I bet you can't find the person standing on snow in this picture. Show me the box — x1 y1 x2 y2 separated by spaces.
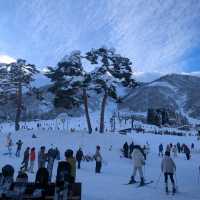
38 146 47 169
6 133 13 156
184 145 191 160
172 145 178 157
47 145 57 182
161 151 176 194
15 140 23 157
76 148 84 169
129 145 145 186
21 147 30 172
94 145 102 173
123 142 129 158
177 142 181 153
29 147 35 173
158 143 164 157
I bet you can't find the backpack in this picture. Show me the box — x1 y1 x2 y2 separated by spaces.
56 161 71 189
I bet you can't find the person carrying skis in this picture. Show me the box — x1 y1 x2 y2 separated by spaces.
94 145 102 174
15 140 23 157
29 147 35 173
159 143 164 157
38 146 46 169
161 151 176 194
129 145 145 186
21 147 30 172
76 148 84 169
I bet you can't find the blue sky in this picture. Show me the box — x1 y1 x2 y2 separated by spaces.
0 0 200 82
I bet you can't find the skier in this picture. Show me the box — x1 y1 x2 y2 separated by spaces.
15 140 23 157
123 142 129 158
29 147 35 173
21 147 30 172
47 145 57 182
161 151 176 194
76 148 84 169
94 145 102 174
158 143 164 157
65 149 76 182
38 146 46 169
129 145 145 186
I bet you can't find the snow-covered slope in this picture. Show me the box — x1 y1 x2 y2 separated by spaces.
120 74 200 121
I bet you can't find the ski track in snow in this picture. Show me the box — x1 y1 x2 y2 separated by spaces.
0 120 199 200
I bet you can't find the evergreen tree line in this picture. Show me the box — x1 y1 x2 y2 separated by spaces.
0 47 136 133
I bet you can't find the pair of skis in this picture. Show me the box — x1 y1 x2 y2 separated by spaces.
124 180 154 188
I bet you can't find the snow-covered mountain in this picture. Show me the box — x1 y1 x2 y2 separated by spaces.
0 73 200 124
120 74 200 121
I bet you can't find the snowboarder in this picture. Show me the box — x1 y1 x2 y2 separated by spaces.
76 148 84 169
94 145 102 174
123 142 129 158
161 151 176 194
15 140 23 157
159 143 164 157
65 149 76 182
38 146 46 169
129 145 145 186
29 147 35 173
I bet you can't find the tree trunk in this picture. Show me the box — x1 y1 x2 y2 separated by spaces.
99 89 108 133
83 89 92 134
15 82 22 131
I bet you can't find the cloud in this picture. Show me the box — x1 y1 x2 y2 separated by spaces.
0 55 16 64
0 0 199 75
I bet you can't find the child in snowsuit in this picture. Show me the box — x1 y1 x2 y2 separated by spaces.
161 151 176 194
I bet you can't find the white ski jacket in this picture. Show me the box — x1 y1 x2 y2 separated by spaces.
132 148 145 168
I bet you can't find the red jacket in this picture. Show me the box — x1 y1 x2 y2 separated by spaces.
30 150 36 161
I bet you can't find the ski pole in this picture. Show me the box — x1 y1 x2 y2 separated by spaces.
175 172 179 192
154 172 162 189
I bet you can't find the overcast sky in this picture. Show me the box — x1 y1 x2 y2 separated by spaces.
0 0 200 82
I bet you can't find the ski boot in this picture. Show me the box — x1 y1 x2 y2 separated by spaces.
129 176 137 184
172 187 176 195
139 177 145 186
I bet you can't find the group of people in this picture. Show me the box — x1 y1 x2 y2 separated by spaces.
158 142 193 160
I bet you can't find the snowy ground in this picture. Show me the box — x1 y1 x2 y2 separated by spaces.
0 120 200 200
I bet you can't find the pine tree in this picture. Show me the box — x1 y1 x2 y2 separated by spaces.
0 59 39 130
46 51 93 133
86 47 136 133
